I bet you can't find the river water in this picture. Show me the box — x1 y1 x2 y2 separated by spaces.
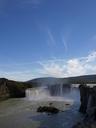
0 86 83 128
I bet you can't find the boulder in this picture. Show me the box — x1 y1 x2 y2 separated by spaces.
37 106 60 114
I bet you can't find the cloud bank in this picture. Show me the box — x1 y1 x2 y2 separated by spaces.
0 51 96 81
38 51 96 78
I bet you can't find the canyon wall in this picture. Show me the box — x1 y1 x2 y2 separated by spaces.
0 78 33 100
73 84 96 128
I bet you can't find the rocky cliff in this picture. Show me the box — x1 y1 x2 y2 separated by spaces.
0 78 33 100
73 85 96 128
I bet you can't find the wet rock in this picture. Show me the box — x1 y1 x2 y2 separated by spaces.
37 106 60 114
65 103 70 106
90 86 96 107
79 84 90 114
73 85 96 128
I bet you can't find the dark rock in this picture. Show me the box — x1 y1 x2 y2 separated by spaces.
37 106 60 114
90 86 96 107
73 85 96 128
79 84 90 114
65 103 70 106
0 78 33 100
48 84 71 96
72 120 96 128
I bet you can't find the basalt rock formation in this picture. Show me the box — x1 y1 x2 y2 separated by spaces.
0 78 33 100
72 85 96 128
79 84 90 114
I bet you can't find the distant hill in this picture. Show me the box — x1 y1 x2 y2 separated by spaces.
27 77 68 86
28 74 96 85
68 75 96 84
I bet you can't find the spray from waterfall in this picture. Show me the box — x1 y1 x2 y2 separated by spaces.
26 84 80 102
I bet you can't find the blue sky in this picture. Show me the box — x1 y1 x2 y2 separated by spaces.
0 0 96 81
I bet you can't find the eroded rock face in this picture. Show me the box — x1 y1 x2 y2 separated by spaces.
90 87 96 107
73 85 96 128
0 79 10 100
0 78 33 100
79 84 90 114
79 85 96 114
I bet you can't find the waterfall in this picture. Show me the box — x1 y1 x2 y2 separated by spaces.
26 84 68 101
25 84 76 102
60 84 63 96
26 86 50 101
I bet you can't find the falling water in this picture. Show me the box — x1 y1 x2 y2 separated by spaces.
26 87 50 101
60 84 63 96
25 84 79 103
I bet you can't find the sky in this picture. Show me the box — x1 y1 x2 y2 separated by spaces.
0 0 96 81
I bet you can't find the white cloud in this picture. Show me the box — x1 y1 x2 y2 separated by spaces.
1 51 96 81
61 29 71 52
66 59 86 76
0 71 35 81
47 28 56 46
39 62 65 77
38 51 96 78
38 58 86 77
62 37 68 51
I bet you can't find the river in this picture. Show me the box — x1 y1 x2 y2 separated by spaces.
0 86 83 128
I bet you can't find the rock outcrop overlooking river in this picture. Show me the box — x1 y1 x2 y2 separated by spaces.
0 78 33 100
73 85 96 128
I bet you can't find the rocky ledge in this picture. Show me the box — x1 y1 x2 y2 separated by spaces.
73 84 96 128
0 78 33 100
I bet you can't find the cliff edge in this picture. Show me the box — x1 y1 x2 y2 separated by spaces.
0 78 33 100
